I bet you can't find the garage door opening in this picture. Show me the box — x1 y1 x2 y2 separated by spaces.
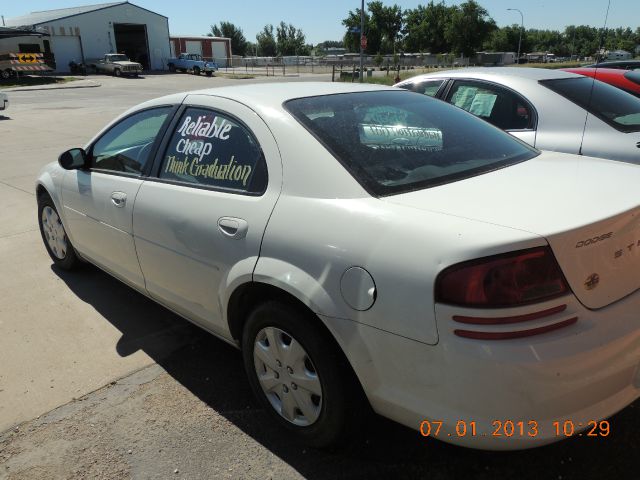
113 23 149 69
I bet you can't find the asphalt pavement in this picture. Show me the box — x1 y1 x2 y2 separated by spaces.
0 72 638 479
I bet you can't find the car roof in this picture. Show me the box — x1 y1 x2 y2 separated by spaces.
399 67 580 84
148 82 395 111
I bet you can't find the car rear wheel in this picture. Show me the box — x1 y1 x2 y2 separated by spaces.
242 301 363 448
37 192 80 270
193 66 201 76
168 63 176 72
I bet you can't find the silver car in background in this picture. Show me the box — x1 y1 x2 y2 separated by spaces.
395 67 640 164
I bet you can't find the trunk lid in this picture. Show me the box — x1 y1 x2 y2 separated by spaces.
384 151 640 309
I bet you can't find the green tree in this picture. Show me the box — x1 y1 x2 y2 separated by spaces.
256 24 277 57
403 2 454 53
209 21 248 56
276 22 310 56
484 24 524 53
445 0 496 57
342 1 403 55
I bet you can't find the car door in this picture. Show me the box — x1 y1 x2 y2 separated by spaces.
61 106 174 289
133 96 282 335
444 79 537 146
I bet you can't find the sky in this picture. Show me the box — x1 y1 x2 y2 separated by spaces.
1 1 638 45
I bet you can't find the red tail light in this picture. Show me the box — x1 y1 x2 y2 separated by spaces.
435 246 569 308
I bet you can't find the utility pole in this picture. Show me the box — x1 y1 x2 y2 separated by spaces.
507 8 524 64
359 0 364 82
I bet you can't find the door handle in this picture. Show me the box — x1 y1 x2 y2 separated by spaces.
218 217 248 239
111 191 127 208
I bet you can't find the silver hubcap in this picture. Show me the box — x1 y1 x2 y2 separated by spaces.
253 327 322 426
41 206 67 260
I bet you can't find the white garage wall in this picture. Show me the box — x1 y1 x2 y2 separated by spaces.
38 3 170 71
50 36 83 72
184 40 202 56
212 42 228 66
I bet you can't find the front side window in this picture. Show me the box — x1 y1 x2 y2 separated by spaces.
446 80 534 130
400 79 444 97
159 108 266 193
541 77 640 132
91 107 171 174
286 90 538 196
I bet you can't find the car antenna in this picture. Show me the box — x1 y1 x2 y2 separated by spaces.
579 0 611 155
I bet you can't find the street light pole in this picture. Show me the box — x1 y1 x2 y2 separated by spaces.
507 8 523 64
359 0 364 82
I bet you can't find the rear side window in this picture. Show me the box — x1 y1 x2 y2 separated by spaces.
446 80 534 130
541 77 640 132
285 90 538 196
159 108 267 193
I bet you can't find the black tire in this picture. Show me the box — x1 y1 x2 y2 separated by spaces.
114 68 122 77
242 301 364 448
193 66 201 76
37 191 80 270
205 71 212 77
168 63 176 72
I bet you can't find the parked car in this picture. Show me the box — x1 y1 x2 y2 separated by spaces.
168 53 218 76
0 92 7 112
395 67 640 164
36 83 640 450
583 60 640 70
562 67 640 98
88 54 142 77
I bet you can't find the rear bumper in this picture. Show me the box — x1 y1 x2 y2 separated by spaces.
0 98 7 111
321 291 640 450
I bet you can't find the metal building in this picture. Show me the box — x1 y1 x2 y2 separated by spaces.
169 36 232 67
4 1 170 72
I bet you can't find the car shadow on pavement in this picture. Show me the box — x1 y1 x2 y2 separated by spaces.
53 263 639 479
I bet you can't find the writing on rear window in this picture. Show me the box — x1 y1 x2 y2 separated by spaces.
360 124 443 151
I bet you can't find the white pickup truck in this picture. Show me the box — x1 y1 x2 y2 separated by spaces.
89 54 143 77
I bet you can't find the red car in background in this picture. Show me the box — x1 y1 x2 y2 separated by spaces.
563 67 640 98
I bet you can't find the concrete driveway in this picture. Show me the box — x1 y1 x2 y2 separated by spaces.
0 72 638 479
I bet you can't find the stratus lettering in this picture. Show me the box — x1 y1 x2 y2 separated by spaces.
164 155 252 187
177 115 232 140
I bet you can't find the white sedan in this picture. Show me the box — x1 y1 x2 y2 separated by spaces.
36 83 640 450
395 67 640 164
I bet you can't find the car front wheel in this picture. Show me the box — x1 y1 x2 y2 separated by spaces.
242 301 363 448
37 192 80 270
114 68 121 77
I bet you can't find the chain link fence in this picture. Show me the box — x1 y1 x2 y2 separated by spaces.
200 54 469 78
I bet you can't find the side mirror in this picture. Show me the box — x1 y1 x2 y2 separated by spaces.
58 148 87 170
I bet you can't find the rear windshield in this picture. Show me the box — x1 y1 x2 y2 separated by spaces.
541 77 640 132
624 70 640 87
285 91 538 196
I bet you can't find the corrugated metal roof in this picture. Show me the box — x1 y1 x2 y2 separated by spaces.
4 2 152 27
0 26 50 38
